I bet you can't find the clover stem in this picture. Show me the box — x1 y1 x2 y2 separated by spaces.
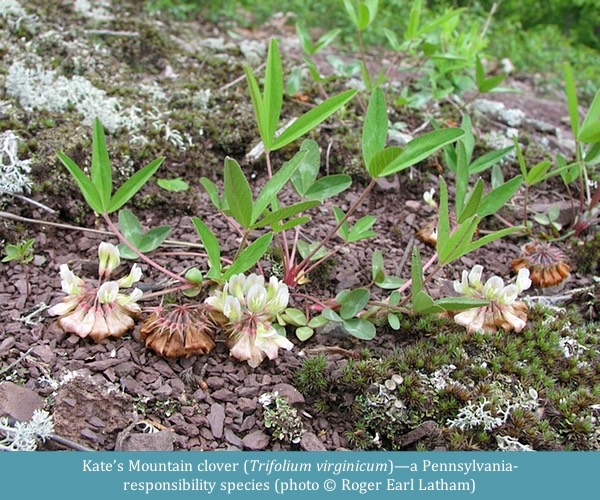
103 214 188 284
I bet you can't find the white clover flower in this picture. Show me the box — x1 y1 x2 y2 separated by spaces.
452 266 530 334
49 243 142 341
205 273 292 367
98 242 120 278
423 188 437 208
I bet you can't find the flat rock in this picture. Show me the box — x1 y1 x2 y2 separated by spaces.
242 430 270 450
0 381 44 421
115 431 174 451
207 403 225 439
211 388 236 402
272 383 305 405
300 432 327 451
224 428 243 448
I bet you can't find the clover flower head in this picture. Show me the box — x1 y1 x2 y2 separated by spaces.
48 242 142 341
511 241 570 288
452 265 531 334
205 273 292 367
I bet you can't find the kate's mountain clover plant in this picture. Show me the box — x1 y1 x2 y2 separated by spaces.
53 36 536 364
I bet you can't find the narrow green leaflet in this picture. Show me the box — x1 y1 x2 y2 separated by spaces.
91 118 112 210
290 140 320 197
581 89 600 132
371 249 385 283
367 147 402 178
272 216 311 233
117 209 170 259
108 157 164 213
224 157 253 229
252 149 307 222
438 215 480 265
200 177 221 209
253 200 320 228
433 297 489 311
563 62 579 137
362 88 388 167
56 151 103 213
378 128 464 177
157 178 189 192
466 226 521 254
192 217 222 279
347 215 376 242
223 233 273 280
405 0 422 40
458 178 484 224
244 65 267 146
304 175 352 201
436 176 450 249
477 175 522 218
296 240 329 261
578 122 600 144
525 160 552 186
272 89 357 150
264 38 283 149
139 226 171 253
314 29 341 53
454 141 468 218
295 23 314 54
118 209 143 244
413 291 444 314
469 146 514 174
411 246 423 296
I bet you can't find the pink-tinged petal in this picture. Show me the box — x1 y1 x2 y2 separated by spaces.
89 308 111 341
60 306 94 338
454 307 486 333
48 296 79 317
103 305 134 337
229 332 255 362
501 306 527 332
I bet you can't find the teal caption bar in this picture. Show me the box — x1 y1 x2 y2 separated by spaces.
1 451 598 499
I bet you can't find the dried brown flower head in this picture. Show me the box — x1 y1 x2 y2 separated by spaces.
140 304 217 358
511 241 570 288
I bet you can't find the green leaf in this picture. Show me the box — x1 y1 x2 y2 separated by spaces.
322 308 343 322
252 150 306 223
200 177 221 210
308 315 328 328
56 150 104 213
314 28 341 53
290 140 321 197
466 226 521 254
578 122 600 144
460 114 475 165
295 23 314 54
338 288 370 320
343 0 359 27
282 308 307 326
436 176 450 249
491 164 504 189
264 38 283 150
157 177 189 192
477 175 522 219
411 246 423 297
296 240 329 261
244 65 267 145
379 128 464 177
367 147 402 178
563 62 579 138
371 249 385 283
192 217 221 278
525 160 552 186
455 141 468 218
348 215 376 242
433 297 489 312
108 157 164 213
139 226 171 253
581 88 600 132
296 326 314 341
253 200 320 228
383 28 402 51
413 291 443 313
342 318 376 339
439 215 480 264
388 290 401 306
333 206 349 240
514 136 528 178
304 174 352 201
362 87 388 168
387 313 400 330
91 118 112 210
118 209 143 245
375 276 405 289
272 216 311 233
223 233 273 279
406 0 421 40
184 267 203 284
479 75 505 94
224 157 253 228
272 89 357 150
475 56 485 88
469 146 514 175
458 178 484 224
